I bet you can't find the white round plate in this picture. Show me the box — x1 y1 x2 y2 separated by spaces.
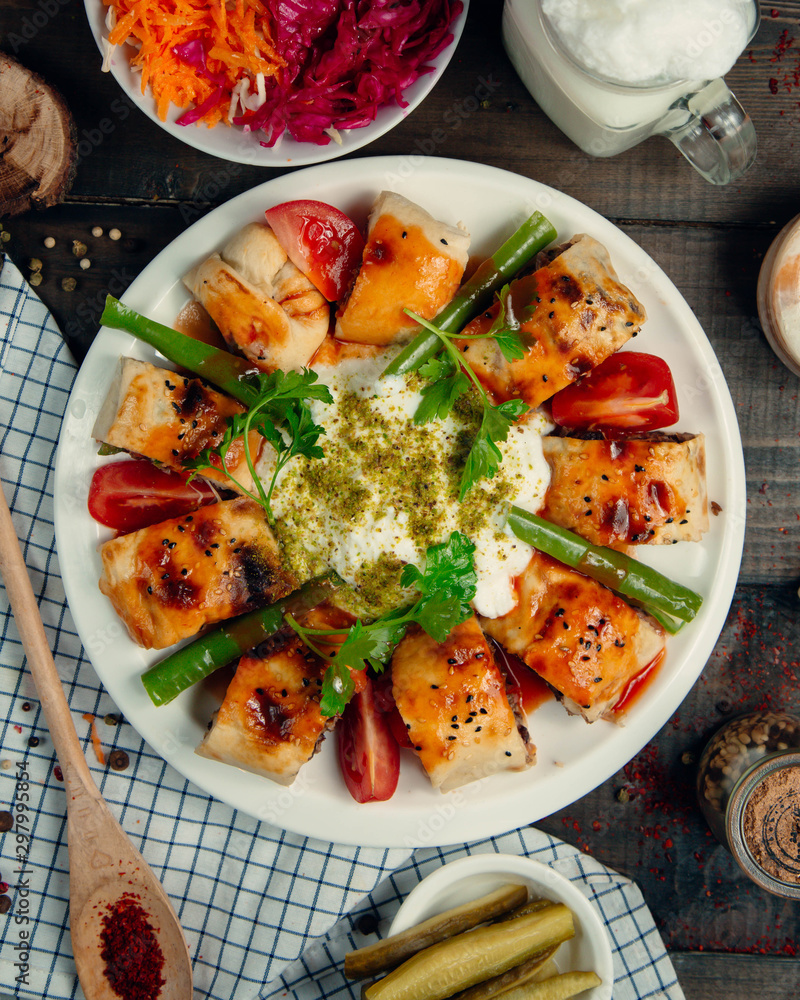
389 854 613 1000
82 1 469 166
54 156 746 847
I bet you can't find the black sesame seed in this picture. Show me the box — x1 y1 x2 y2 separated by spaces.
281 689 287 698
601 474 609 481
205 550 212 557
594 677 602 683
415 745 422 751
466 694 473 702
586 298 593 305
550 297 556 304
479 707 488 714
634 464 645 472
186 515 193 522
147 586 153 594
431 684 439 690
28 736 39 747
448 735 457 741
555 608 565 617
505 751 512 757
451 715 458 722
549 311 555 319
192 420 198 429
666 517 674 523
447 658 456 665
563 622 569 629
625 321 634 327
475 652 484 660
584 496 591 503
581 655 590 661
171 402 181 414
161 573 170 580
181 568 188 576
680 519 688 524
475 726 482 732
644 515 651 522
168 541 176 549
585 509 592 516
451 724 459 729
172 449 179 456
402 231 407 238
440 238 448 245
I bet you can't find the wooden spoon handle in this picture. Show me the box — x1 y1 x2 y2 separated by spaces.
0 476 94 790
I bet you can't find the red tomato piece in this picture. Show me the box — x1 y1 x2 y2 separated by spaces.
337 674 401 803
265 199 365 302
88 460 218 533
550 352 679 433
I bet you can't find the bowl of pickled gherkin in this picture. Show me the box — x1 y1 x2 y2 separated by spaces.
344 853 613 1000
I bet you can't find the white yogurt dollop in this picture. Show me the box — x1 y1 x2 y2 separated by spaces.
259 354 551 620
542 0 754 86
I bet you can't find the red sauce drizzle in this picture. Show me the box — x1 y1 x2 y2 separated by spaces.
493 642 553 714
100 893 165 1000
613 647 667 715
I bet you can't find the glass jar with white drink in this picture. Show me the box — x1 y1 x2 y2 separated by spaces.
503 0 760 185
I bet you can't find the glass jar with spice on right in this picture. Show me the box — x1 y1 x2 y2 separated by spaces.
697 710 800 898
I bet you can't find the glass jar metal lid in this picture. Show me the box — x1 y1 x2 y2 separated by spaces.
726 752 800 899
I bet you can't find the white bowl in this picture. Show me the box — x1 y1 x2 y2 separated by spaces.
82 0 470 167
389 853 614 1000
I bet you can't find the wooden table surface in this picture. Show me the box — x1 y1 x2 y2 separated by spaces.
3 1 800 997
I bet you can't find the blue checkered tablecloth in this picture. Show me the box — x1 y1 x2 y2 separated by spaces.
0 254 684 1000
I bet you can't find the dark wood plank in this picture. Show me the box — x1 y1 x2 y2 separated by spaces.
3 0 800 222
672 953 800 999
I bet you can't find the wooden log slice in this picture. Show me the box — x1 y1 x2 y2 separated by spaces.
0 52 77 218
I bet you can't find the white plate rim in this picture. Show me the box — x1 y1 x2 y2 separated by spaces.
388 853 614 1000
81 0 470 167
54 155 746 847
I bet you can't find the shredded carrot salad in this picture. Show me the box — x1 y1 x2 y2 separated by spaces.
102 0 284 127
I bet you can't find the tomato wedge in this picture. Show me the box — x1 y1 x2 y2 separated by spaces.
337 674 401 803
550 352 679 433
265 199 365 302
88 460 218 533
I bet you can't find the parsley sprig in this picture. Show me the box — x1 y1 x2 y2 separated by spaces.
286 532 477 716
184 369 333 524
404 298 530 499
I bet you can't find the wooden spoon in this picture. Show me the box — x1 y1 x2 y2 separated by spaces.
0 478 193 999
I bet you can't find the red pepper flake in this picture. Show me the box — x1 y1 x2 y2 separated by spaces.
772 8 781 17
770 78 780 94
53 765 63 782
100 892 165 1000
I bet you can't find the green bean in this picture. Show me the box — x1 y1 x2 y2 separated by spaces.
381 211 557 377
506 508 703 624
101 295 261 407
141 575 337 706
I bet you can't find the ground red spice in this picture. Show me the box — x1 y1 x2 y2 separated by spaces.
100 893 165 1000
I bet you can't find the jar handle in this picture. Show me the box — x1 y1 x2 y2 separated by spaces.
658 78 757 186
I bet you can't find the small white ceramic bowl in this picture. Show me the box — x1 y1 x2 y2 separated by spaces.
389 853 613 1000
82 0 470 167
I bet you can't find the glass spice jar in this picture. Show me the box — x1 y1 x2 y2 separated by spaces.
697 711 800 898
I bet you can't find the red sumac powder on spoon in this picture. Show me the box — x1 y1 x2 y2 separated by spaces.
100 892 166 1000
